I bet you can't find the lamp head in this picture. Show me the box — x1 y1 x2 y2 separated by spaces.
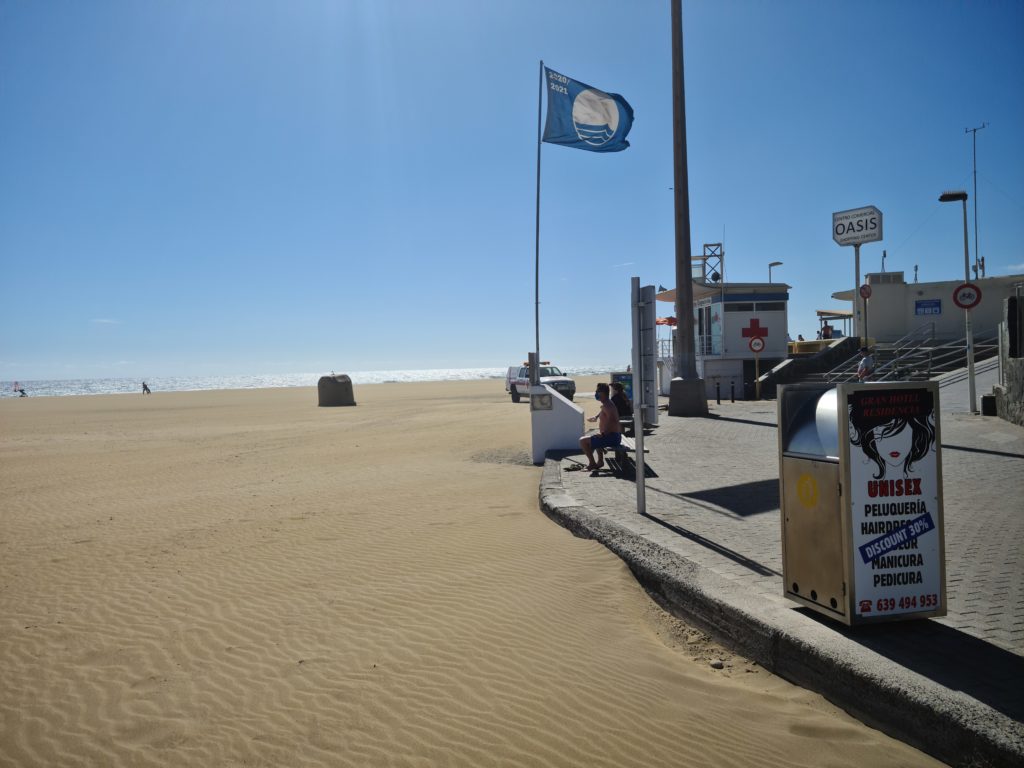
939 190 968 203
769 261 783 267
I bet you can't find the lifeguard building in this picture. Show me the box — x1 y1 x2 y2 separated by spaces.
656 244 791 400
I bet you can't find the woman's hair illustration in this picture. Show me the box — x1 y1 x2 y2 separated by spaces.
848 390 936 479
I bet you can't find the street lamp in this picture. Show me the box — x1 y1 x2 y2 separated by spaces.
768 261 783 283
938 190 977 413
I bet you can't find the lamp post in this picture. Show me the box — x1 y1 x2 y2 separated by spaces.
966 123 987 278
768 261 783 283
938 190 977 413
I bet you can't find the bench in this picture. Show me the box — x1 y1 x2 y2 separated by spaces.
608 435 647 463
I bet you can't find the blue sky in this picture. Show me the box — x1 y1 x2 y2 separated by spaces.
2 0 1022 380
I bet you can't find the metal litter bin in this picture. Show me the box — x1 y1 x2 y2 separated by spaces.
778 381 945 625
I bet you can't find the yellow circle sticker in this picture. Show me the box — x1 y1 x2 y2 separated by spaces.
796 473 819 509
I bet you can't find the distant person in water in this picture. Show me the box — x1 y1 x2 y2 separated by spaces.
18 388 27 397
142 382 151 395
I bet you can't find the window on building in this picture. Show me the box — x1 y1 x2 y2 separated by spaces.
755 302 786 311
724 303 754 312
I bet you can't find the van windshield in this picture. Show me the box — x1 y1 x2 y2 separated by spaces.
538 367 563 377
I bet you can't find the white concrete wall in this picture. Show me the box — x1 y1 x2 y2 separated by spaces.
721 309 788 356
530 385 585 465
865 275 1022 342
700 359 744 399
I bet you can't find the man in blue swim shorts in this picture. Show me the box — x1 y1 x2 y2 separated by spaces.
580 382 622 470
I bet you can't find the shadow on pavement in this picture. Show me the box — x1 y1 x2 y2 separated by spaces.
646 479 779 518
701 414 778 429
797 608 1024 722
941 443 1024 460
641 512 781 577
669 478 779 517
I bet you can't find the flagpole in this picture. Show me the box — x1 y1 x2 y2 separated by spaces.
534 60 544 370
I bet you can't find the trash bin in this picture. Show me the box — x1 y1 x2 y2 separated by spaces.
778 381 946 625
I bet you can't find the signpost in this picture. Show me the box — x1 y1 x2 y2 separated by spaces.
859 284 872 346
952 282 982 310
952 281 981 414
833 205 883 345
749 336 765 399
630 278 658 514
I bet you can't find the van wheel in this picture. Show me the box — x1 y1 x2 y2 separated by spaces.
510 387 521 403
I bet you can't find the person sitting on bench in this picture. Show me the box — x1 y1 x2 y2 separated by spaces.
580 382 622 470
610 381 632 420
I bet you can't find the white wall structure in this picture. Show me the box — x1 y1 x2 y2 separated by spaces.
530 385 585 465
833 272 1024 343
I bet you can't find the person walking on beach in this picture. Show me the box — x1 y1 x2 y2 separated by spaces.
580 382 622 471
142 381 151 395
856 347 875 381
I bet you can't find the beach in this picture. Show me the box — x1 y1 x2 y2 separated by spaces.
0 377 942 767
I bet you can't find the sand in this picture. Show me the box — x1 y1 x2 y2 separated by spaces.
0 377 943 767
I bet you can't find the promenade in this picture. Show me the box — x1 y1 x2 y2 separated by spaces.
540 376 1023 768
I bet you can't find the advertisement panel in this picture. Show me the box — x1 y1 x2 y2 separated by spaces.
841 383 946 620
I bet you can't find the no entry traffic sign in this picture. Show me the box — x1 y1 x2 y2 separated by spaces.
859 284 872 300
749 336 765 354
952 283 982 310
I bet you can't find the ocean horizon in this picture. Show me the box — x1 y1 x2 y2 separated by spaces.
3 365 621 398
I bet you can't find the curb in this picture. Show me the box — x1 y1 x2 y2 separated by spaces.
540 458 1024 768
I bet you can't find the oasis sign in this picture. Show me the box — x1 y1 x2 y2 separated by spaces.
833 205 883 247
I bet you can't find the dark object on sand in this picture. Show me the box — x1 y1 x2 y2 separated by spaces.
318 375 356 407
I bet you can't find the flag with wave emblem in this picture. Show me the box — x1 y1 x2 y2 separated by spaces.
542 67 634 153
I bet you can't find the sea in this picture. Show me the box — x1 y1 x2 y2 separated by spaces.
3 366 618 399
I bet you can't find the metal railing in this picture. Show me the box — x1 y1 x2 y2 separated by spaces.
817 323 999 384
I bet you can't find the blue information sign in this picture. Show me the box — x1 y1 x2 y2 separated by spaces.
915 299 942 316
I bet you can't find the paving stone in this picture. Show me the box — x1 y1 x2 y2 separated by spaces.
542 389 1024 766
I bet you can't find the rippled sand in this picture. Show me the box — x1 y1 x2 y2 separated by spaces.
0 379 942 767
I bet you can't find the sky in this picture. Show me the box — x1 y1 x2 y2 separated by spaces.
2 0 1023 380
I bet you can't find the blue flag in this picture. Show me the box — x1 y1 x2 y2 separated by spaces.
542 67 634 153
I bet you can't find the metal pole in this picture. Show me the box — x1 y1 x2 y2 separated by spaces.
671 0 697 379
534 61 544 369
961 199 977 413
754 353 761 400
967 123 987 278
631 277 646 514
854 243 862 345
864 296 869 350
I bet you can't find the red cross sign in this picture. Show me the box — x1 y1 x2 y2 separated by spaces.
741 318 769 339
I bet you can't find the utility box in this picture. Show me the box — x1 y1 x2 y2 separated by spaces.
778 381 945 625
